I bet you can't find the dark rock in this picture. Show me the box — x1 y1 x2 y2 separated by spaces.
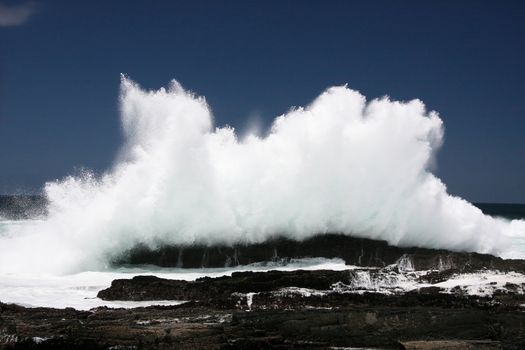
4 262 525 349
114 233 525 273
2 300 524 349
97 268 525 314
400 340 502 349
97 269 354 302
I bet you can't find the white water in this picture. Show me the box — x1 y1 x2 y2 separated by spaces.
2 247 522 310
0 77 524 275
0 257 349 310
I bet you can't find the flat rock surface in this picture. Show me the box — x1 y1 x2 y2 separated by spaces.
1 297 524 349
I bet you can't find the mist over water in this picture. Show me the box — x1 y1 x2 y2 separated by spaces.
0 76 524 274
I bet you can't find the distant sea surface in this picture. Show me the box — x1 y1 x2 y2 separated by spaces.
474 203 525 220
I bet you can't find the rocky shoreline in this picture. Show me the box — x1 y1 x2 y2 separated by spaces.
116 233 525 272
1 234 525 349
1 282 524 349
1 297 521 349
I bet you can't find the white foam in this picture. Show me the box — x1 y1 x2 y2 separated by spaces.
246 292 256 310
434 270 525 297
0 77 523 274
0 258 348 310
333 270 525 297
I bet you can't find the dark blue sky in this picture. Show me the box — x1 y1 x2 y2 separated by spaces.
0 0 524 202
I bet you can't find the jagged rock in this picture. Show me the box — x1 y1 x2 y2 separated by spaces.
1 300 523 349
97 270 354 302
96 268 525 311
115 234 525 273
4 253 525 349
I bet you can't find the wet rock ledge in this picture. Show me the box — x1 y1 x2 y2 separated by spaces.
2 274 525 350
117 233 525 272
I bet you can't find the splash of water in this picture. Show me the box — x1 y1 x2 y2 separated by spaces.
0 76 523 273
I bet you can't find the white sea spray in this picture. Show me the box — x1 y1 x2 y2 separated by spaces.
0 77 523 274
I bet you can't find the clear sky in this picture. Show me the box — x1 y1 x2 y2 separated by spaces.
0 0 524 203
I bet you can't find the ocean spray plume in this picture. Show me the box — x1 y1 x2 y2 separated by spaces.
0 76 523 273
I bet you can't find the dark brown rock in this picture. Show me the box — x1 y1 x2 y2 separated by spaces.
115 234 525 273
2 300 524 349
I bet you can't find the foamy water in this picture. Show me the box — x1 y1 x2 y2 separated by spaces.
0 250 349 310
0 77 524 275
1 219 524 310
